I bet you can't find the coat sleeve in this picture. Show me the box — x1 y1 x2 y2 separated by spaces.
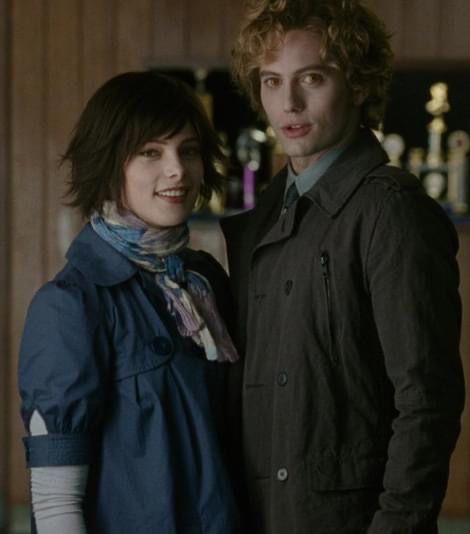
365 185 465 533
19 278 110 467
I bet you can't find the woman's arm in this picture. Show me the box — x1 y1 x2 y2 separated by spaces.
29 411 88 534
19 279 108 534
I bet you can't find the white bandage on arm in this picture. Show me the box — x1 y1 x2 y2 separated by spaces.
29 410 89 534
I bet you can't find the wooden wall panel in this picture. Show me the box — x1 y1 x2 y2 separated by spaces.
367 0 470 65
82 0 116 100
45 0 82 280
401 0 441 61
117 0 153 72
188 0 223 64
221 0 243 61
440 0 470 61
0 0 10 527
367 0 405 60
153 0 188 65
9 0 46 504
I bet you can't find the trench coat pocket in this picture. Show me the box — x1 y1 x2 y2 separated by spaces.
113 336 174 381
309 449 385 491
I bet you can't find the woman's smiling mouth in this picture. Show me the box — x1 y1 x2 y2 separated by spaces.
154 187 188 203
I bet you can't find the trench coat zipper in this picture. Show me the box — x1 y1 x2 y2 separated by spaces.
320 252 338 365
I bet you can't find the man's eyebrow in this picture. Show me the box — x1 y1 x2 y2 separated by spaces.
259 64 332 77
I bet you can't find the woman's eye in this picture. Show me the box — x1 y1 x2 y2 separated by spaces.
181 146 201 158
139 149 161 158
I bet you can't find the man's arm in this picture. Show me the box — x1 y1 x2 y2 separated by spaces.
366 185 465 533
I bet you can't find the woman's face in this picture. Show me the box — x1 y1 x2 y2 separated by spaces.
122 123 203 229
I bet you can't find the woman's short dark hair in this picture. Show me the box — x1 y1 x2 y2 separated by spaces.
62 71 225 218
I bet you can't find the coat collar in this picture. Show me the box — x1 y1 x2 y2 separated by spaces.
222 127 388 242
304 128 388 216
220 166 287 249
66 223 138 286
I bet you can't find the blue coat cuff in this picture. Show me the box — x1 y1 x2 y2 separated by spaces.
23 434 91 467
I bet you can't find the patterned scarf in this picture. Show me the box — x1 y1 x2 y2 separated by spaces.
90 202 238 363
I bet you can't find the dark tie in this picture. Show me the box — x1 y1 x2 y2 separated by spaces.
282 182 300 212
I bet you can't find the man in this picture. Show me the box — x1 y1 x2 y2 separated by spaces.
221 1 465 533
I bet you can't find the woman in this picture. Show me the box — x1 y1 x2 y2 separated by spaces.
18 71 241 534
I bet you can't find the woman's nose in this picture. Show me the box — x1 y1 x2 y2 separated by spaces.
164 154 184 179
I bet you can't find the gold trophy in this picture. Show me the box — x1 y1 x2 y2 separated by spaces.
447 130 470 214
407 147 426 178
420 82 450 200
194 67 213 124
382 133 405 168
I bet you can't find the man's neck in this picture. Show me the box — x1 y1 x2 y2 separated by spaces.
289 129 359 176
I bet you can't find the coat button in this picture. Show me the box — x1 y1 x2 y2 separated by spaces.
284 280 293 295
277 372 288 386
277 467 288 481
151 336 172 355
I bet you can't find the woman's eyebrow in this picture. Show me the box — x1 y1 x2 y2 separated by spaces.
142 136 200 146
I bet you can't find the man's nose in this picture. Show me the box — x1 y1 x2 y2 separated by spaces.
283 82 304 113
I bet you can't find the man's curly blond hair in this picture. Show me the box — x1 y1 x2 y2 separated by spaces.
232 0 394 129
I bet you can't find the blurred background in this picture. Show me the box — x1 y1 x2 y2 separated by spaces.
0 0 470 532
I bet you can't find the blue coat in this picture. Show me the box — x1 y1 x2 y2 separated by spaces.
19 224 241 534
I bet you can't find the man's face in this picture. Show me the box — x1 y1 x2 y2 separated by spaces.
259 29 365 174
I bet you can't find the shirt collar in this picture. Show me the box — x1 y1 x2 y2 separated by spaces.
285 130 356 197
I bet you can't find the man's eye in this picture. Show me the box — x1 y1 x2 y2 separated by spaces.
262 77 280 88
303 73 323 85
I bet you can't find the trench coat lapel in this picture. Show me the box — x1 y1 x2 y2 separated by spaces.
305 128 389 216
220 168 287 351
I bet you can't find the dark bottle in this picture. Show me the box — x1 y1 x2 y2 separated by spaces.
236 127 273 210
224 145 245 212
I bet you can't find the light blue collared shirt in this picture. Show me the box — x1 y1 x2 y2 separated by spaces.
284 134 356 200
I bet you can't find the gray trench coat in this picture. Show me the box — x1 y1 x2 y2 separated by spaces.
221 128 465 534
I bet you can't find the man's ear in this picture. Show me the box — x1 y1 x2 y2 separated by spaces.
353 86 368 106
